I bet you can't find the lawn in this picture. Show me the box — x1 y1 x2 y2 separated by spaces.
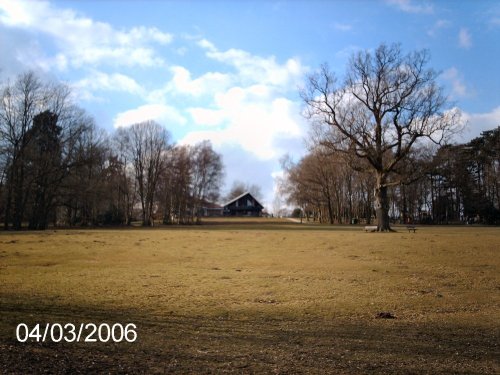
1 219 499 373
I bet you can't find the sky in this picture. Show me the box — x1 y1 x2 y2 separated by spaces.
1 0 500 211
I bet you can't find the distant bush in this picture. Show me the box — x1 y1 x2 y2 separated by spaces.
291 208 302 218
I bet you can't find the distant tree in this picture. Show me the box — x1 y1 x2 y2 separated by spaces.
0 71 94 229
63 122 112 226
226 181 263 202
0 72 48 229
280 148 372 224
302 43 461 231
25 111 62 229
116 121 170 226
157 142 224 224
158 145 192 224
110 130 136 225
190 140 224 222
291 208 302 218
428 127 500 224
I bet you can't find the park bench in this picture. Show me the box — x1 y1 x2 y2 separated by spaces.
364 225 377 232
406 225 417 233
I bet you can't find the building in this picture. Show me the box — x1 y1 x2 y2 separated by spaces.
223 192 264 217
200 201 223 217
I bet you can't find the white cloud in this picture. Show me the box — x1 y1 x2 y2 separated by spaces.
76 71 145 96
461 107 500 140
54 53 69 71
427 19 451 36
188 108 226 126
197 38 216 52
200 39 305 88
145 66 233 104
114 104 186 128
385 0 433 14
167 66 232 97
334 23 352 32
0 0 172 68
442 67 468 97
458 28 472 49
180 86 305 160
175 40 308 160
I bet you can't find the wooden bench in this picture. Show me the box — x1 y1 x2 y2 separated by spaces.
364 225 377 232
406 225 417 233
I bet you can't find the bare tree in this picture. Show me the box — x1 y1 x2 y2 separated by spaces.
302 44 461 231
226 181 263 202
157 142 224 224
158 145 192 224
62 121 112 226
0 72 46 229
190 141 224 222
116 121 170 226
0 71 92 229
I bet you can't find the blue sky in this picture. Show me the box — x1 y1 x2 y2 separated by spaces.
1 0 500 211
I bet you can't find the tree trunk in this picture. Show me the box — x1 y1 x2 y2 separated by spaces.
325 192 334 224
374 172 391 231
4 172 13 230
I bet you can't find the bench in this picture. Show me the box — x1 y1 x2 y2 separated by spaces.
406 225 417 233
364 225 377 232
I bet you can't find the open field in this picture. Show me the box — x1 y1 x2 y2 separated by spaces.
1 219 499 373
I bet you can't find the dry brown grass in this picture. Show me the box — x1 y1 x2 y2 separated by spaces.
1 220 499 373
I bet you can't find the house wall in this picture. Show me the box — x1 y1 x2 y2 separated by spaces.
223 194 263 216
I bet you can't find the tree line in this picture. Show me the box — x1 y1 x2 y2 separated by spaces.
0 71 224 230
280 126 499 225
281 43 499 227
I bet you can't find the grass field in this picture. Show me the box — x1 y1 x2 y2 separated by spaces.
1 219 499 373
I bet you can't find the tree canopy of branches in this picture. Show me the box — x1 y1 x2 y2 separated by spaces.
302 43 461 231
279 150 374 224
281 127 499 226
115 121 170 227
190 140 225 222
0 71 225 230
158 141 224 224
0 71 94 229
226 181 263 202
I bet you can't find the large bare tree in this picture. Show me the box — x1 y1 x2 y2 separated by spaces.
302 44 461 231
0 71 92 229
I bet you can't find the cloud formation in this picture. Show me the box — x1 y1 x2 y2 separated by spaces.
200 41 304 88
182 90 304 160
164 66 232 97
334 23 353 32
442 67 468 97
427 19 451 36
0 0 172 68
114 104 186 128
176 40 307 160
385 0 433 14
458 28 472 49
462 106 500 139
75 71 145 97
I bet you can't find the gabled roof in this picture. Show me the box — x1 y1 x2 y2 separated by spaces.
223 191 263 208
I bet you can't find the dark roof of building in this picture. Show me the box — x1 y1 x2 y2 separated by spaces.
223 191 263 209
